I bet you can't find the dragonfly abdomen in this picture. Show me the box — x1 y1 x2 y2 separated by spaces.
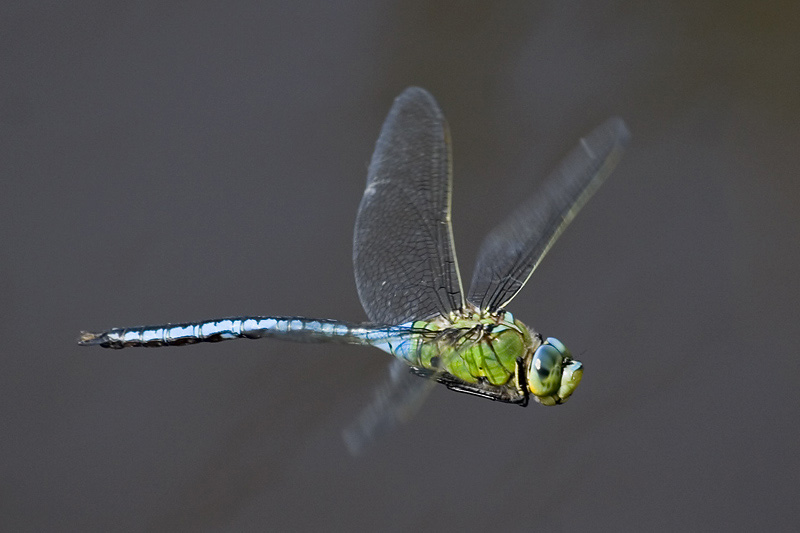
79 317 412 350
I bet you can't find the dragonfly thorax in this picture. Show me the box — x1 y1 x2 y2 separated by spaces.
390 309 584 406
397 310 531 388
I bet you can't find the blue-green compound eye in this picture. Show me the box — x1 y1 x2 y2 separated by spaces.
527 337 582 405
528 343 564 397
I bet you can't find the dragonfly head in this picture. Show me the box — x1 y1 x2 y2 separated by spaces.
527 337 583 406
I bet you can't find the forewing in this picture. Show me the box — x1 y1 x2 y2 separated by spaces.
468 118 630 312
354 87 465 324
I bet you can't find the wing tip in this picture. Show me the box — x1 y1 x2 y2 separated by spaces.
398 86 432 98
394 86 439 110
602 116 631 147
580 117 631 161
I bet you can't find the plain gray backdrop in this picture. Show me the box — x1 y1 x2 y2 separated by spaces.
2 1 798 531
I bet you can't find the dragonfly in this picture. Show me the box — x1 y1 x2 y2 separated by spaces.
80 87 629 452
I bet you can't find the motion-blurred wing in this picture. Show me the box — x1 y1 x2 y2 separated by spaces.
468 118 630 312
342 358 435 456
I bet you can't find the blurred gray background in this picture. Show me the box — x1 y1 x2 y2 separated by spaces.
2 1 798 531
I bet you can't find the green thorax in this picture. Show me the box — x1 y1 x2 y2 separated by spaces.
405 311 539 387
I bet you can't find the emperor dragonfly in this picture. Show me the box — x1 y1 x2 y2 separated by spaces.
80 87 629 451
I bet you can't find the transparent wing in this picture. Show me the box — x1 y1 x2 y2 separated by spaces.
353 87 465 325
467 118 630 312
342 358 436 455
342 326 483 455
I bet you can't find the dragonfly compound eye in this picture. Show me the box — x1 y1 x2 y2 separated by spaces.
527 337 583 405
528 342 564 398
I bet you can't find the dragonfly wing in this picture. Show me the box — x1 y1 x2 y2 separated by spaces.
467 118 630 312
342 358 437 455
354 87 465 325
342 326 485 455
